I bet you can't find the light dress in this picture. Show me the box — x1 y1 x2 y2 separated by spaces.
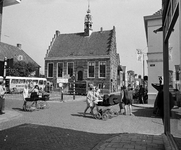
23 87 29 101
86 90 95 107
94 89 102 104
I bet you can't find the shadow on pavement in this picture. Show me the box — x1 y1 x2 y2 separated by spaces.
0 123 118 150
71 112 96 119
132 107 161 118
12 108 24 112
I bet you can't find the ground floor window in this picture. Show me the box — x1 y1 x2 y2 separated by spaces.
48 63 53 78
57 62 63 77
88 62 95 78
99 61 106 78
68 62 74 77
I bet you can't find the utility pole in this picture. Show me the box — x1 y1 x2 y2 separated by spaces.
72 74 75 100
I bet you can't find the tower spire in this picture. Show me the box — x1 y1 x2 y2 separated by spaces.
88 0 90 13
84 0 93 36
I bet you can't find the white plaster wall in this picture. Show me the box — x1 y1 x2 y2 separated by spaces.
146 17 163 103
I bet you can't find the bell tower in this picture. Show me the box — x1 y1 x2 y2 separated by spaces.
84 4 92 36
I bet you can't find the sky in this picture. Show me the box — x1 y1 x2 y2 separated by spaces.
1 0 162 76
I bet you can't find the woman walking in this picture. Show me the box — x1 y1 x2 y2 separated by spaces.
127 85 133 115
119 86 126 115
93 87 103 113
83 84 95 117
0 81 5 114
120 85 133 115
22 84 29 110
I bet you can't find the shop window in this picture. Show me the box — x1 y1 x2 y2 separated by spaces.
99 61 106 78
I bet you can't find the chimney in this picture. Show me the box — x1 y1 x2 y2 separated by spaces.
17 43 22 49
100 27 103 32
56 30 60 36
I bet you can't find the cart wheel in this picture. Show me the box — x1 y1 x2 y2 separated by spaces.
109 111 113 115
114 112 119 116
95 113 101 119
108 114 112 119
102 114 108 121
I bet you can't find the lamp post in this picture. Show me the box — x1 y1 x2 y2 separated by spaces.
3 57 7 83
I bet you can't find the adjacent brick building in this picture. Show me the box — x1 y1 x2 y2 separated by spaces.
44 6 121 94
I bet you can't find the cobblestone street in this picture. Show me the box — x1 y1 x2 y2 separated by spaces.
0 93 166 150
0 123 118 150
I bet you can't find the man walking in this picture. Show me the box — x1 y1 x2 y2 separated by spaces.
0 80 6 114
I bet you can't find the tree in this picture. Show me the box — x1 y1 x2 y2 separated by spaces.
7 61 37 77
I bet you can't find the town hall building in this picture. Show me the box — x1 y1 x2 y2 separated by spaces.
44 6 121 94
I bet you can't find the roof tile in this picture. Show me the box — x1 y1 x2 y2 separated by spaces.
0 42 39 67
47 30 113 58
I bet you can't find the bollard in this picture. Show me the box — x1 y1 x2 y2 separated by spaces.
61 89 63 101
60 86 64 102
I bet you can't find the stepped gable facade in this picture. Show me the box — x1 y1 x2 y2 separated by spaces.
45 6 121 93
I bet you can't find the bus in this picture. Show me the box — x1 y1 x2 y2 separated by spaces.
0 76 47 93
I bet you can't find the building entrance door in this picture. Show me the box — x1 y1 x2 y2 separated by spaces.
78 70 83 81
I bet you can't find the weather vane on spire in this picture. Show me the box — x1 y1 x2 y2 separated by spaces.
87 0 90 13
88 0 90 7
